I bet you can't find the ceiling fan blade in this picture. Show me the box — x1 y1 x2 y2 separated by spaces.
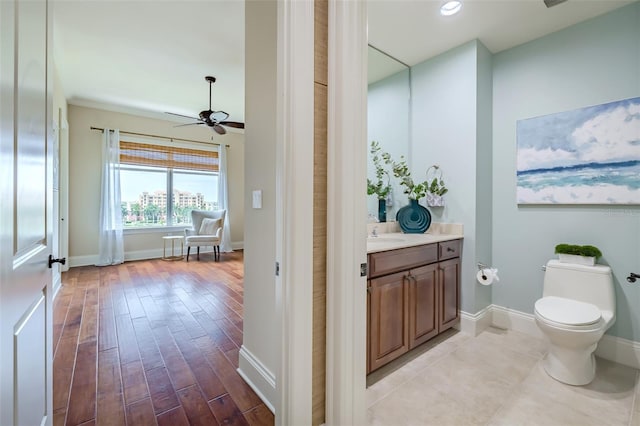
210 110 229 122
166 112 201 121
219 121 245 129
174 122 205 128
213 124 227 135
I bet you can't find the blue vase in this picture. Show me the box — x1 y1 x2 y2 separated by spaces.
378 199 386 222
396 199 431 233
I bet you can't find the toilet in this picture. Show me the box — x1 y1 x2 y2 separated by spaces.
534 259 615 386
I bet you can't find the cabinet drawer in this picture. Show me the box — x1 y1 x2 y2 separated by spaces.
369 244 437 278
439 239 461 260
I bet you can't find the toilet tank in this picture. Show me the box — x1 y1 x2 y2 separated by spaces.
543 259 615 313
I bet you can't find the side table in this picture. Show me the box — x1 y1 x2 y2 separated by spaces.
162 235 184 261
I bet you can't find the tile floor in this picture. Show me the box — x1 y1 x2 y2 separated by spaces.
366 327 640 426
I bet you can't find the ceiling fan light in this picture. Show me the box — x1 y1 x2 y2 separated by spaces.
440 0 462 16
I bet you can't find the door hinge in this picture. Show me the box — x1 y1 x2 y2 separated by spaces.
275 261 280 277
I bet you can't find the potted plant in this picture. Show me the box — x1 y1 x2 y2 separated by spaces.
425 164 448 207
366 141 392 222
554 243 602 266
391 156 429 201
390 156 432 233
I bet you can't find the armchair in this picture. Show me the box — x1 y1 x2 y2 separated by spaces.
184 209 226 261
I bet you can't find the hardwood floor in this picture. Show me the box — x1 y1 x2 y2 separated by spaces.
53 251 274 426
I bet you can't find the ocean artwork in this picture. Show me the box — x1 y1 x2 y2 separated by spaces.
516 97 640 204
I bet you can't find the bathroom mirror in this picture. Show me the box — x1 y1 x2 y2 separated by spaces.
367 45 410 221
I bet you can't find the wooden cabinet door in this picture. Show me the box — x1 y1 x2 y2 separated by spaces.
408 264 438 349
439 257 460 332
368 271 409 373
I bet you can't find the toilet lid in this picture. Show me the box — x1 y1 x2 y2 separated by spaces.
535 296 601 326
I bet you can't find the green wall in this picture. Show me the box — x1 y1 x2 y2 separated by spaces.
492 3 640 340
368 69 411 219
410 40 493 314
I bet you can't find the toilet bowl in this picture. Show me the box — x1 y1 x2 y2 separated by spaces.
534 260 615 386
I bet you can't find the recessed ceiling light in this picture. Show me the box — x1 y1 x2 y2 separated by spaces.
440 0 462 16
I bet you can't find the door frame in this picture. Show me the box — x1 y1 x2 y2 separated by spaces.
276 0 367 423
275 0 315 424
325 0 368 423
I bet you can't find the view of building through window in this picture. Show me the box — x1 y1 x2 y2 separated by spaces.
120 165 218 228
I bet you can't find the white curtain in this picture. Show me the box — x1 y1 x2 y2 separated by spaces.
96 129 124 265
218 145 233 252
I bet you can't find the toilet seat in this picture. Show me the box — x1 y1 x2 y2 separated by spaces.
535 296 602 327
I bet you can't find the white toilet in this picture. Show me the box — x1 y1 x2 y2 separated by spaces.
534 259 615 386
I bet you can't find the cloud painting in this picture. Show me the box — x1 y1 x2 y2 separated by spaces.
516 97 640 204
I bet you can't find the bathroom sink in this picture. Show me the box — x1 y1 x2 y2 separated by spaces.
367 236 406 243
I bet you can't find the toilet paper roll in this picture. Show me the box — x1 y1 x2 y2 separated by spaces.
476 270 493 285
476 268 500 286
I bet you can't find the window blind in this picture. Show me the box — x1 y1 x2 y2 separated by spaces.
119 141 219 172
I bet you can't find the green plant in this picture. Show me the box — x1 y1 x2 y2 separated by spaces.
367 141 392 200
390 156 430 200
554 244 603 259
426 165 448 196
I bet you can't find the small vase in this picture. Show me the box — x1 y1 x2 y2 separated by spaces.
396 199 431 233
426 193 445 207
378 199 387 222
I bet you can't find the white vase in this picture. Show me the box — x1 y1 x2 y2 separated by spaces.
558 253 596 266
426 193 444 207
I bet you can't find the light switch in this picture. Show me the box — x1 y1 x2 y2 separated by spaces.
252 190 262 209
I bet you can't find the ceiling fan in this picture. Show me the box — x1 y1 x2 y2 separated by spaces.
166 76 244 135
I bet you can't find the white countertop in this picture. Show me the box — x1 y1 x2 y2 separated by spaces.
366 232 462 253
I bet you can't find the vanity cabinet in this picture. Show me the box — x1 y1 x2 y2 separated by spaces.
367 239 461 374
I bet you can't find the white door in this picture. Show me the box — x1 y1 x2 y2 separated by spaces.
0 0 54 425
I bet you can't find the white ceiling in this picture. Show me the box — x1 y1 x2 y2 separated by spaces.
53 0 635 124
367 0 635 66
53 0 245 123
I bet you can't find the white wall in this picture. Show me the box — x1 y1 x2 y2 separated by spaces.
492 3 640 340
238 0 277 408
67 105 245 265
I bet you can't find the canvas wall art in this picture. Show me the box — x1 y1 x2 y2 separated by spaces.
516 96 640 204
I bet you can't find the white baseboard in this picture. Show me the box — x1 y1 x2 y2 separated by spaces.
231 241 244 250
69 249 165 267
490 305 545 340
237 345 275 413
69 254 100 268
458 305 492 336
488 304 640 370
595 334 640 370
69 247 221 267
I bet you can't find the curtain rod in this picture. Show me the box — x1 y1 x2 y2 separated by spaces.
90 127 229 148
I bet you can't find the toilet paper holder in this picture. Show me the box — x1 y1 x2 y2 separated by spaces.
477 262 490 280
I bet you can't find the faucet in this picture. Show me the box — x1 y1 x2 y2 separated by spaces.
371 226 378 237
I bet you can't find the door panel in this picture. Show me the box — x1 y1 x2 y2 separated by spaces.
0 0 53 425
15 293 47 426
368 271 409 372
409 264 438 349
16 0 48 255
439 258 460 331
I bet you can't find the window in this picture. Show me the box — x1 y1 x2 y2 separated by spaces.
119 141 219 228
